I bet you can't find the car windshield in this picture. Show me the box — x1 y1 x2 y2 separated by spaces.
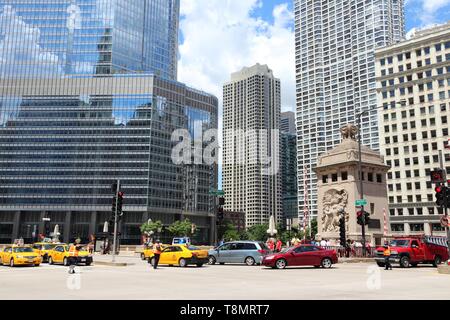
43 244 56 250
390 240 410 247
186 246 200 251
13 247 34 253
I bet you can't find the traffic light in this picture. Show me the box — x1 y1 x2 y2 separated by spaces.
117 191 124 217
217 207 224 221
435 185 447 207
357 211 370 226
339 216 346 246
430 169 446 184
364 212 370 226
357 211 364 226
219 197 225 206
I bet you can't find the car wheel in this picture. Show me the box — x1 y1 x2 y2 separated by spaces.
140 253 145 260
275 259 287 269
245 256 256 266
321 258 333 269
196 263 204 267
150 257 155 266
10 258 14 267
179 258 188 268
376 262 385 268
48 257 54 265
208 255 216 265
433 256 442 267
400 256 410 268
63 257 69 266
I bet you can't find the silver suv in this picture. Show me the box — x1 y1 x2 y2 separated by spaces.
208 241 269 266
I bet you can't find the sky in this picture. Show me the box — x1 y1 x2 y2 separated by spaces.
178 0 450 113
177 0 450 188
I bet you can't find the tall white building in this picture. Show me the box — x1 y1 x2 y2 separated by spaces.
223 64 282 227
376 23 450 236
294 0 405 222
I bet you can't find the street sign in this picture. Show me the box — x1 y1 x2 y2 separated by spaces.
209 190 224 196
355 199 367 206
440 216 449 228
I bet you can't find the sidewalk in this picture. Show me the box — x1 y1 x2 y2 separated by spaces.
339 257 375 263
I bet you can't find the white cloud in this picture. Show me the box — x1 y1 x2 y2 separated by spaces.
409 0 450 27
178 0 295 112
0 5 63 77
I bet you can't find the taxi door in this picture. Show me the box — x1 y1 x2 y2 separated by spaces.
53 246 65 263
159 247 174 264
3 247 12 264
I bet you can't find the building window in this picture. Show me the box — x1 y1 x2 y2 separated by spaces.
341 172 348 181
322 175 328 183
410 224 424 232
332 173 338 182
391 224 405 232
376 174 382 183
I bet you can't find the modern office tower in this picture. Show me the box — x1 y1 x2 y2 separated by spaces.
294 0 405 222
0 0 180 80
223 64 282 227
376 23 450 237
0 1 219 245
0 75 218 244
281 111 296 135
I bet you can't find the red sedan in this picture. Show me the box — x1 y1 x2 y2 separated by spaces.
262 245 338 269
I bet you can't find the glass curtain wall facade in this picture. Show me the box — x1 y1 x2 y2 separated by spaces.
0 75 218 244
294 0 405 222
0 0 179 80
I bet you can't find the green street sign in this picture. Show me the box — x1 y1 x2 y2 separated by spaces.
355 199 367 206
209 190 224 196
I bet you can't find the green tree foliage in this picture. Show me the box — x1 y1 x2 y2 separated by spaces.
167 219 196 237
140 220 163 235
245 224 269 241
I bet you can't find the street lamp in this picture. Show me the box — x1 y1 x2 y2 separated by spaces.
356 100 405 256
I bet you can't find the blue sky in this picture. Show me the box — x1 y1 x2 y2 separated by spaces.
250 0 450 31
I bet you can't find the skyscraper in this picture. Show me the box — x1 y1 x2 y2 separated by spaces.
376 23 450 237
0 0 180 80
0 1 219 245
294 0 405 221
280 112 298 222
223 64 282 227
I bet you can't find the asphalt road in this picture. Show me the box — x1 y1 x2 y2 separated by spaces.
1 255 449 300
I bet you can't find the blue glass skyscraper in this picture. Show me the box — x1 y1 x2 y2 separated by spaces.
0 1 219 245
0 0 179 80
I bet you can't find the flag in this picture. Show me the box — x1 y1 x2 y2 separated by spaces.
383 208 388 238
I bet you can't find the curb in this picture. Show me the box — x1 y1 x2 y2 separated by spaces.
94 261 133 267
438 265 450 275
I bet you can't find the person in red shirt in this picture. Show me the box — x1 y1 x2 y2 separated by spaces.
267 239 275 252
276 239 282 252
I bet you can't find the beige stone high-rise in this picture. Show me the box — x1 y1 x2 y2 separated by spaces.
223 64 282 227
376 23 450 237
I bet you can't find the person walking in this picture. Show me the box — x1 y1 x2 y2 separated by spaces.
276 239 282 252
68 238 82 274
383 242 393 270
267 238 275 253
152 240 162 269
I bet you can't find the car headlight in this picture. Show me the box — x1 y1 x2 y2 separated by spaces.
16 255 24 258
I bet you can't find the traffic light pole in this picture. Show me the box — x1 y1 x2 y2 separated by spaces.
112 179 120 263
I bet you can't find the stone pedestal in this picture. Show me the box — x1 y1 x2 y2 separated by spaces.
314 124 390 246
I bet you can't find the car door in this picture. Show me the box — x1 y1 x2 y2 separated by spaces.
411 240 424 262
2 247 11 264
217 243 232 263
290 246 308 266
228 243 242 263
159 247 172 264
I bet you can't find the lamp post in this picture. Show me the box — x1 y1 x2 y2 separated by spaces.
356 100 405 256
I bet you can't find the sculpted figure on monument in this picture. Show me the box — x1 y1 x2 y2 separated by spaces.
321 189 349 233
340 124 358 141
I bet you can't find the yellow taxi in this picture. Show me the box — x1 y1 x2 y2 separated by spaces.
1 246 42 267
32 242 65 263
48 244 93 266
141 243 168 260
147 244 208 267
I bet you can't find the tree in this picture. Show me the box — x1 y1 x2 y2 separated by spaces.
167 219 195 237
140 220 163 235
245 224 269 241
310 218 318 239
